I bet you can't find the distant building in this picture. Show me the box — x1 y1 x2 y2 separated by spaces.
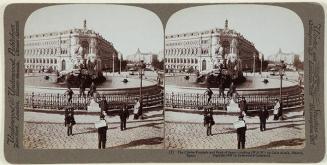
126 48 158 67
24 20 119 72
165 20 260 72
267 48 302 65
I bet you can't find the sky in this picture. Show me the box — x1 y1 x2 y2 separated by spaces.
25 4 164 58
166 4 304 57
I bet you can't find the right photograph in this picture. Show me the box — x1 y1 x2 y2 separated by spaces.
164 5 305 149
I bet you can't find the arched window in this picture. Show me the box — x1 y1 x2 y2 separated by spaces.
62 60 66 70
202 60 206 71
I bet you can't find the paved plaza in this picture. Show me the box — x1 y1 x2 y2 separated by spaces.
165 110 305 149
24 110 164 149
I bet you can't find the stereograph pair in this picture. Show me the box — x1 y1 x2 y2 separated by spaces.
3 2 325 163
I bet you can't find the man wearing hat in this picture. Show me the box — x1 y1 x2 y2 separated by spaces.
236 115 247 149
97 114 108 149
119 104 130 131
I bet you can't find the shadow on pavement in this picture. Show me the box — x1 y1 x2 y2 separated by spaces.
124 122 162 130
110 137 164 149
248 138 305 149
142 113 163 120
265 123 303 131
211 127 258 135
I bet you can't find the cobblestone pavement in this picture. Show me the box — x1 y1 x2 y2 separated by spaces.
24 110 164 149
165 120 305 149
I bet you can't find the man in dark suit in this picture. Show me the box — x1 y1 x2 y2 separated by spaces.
97 114 108 149
203 109 215 136
99 95 108 115
259 106 269 131
65 111 75 136
236 116 247 149
239 97 247 116
119 105 130 131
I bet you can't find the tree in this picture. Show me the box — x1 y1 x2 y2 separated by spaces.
152 58 164 70
293 55 304 71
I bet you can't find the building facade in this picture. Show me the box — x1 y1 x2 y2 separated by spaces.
126 48 158 68
165 20 260 72
24 20 119 72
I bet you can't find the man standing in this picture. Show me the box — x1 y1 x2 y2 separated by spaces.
203 109 215 136
273 99 280 120
204 87 213 103
133 98 140 120
218 76 225 98
119 105 130 131
65 111 75 136
88 82 96 97
97 114 108 149
239 97 247 116
259 106 269 131
64 87 74 103
99 95 108 115
236 116 247 149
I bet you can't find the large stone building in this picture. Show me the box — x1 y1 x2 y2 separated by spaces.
165 20 260 72
267 48 303 65
24 20 119 72
126 48 158 68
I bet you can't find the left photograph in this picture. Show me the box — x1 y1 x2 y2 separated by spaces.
23 4 165 149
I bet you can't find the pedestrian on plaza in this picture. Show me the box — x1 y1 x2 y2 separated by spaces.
88 82 96 97
239 97 248 116
99 95 108 115
228 82 236 97
273 99 280 120
119 104 130 131
64 87 74 103
203 109 215 136
204 87 213 103
236 115 247 149
259 106 269 131
65 111 76 136
78 73 87 98
97 114 108 149
218 78 225 98
133 98 140 120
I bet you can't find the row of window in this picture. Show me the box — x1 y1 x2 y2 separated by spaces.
166 65 198 69
25 65 57 70
24 48 69 55
166 40 199 47
165 47 210 55
25 40 68 46
165 58 198 64
25 58 58 64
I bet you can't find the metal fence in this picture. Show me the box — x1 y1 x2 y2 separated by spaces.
24 92 164 110
165 92 304 111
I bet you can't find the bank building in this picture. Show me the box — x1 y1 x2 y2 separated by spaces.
165 20 260 72
24 20 119 72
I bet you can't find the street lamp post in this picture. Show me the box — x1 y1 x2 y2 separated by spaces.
119 53 122 74
260 53 263 77
112 54 115 75
253 53 256 76
139 60 145 119
279 60 285 118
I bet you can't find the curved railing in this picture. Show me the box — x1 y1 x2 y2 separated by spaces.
165 85 304 112
24 89 164 111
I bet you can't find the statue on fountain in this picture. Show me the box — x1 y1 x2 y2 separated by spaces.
196 38 245 88
56 44 106 88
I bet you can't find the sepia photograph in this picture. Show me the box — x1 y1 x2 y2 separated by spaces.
23 4 165 149
164 4 305 149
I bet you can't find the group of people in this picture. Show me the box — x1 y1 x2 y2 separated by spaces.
201 93 282 149
204 82 237 103
63 97 143 149
64 81 98 105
